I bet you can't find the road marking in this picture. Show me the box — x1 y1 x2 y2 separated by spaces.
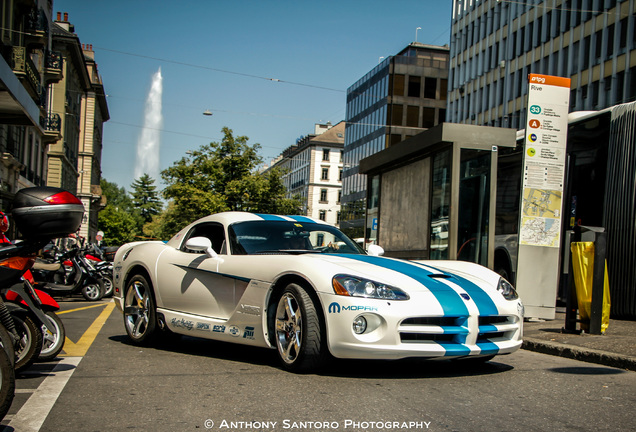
61 302 116 357
8 357 82 432
56 302 111 315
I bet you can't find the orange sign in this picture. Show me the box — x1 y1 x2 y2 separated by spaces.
528 73 571 88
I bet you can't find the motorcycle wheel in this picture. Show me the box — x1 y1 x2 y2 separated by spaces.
0 335 15 421
39 311 66 362
12 313 43 372
0 324 15 368
82 279 105 301
101 274 114 298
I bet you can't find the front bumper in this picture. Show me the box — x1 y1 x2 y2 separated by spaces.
320 292 523 360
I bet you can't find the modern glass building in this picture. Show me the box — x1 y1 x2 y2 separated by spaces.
448 0 636 129
341 43 449 239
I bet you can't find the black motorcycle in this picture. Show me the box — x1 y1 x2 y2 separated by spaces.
31 246 105 301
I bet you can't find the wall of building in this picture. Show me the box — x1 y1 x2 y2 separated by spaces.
378 157 430 259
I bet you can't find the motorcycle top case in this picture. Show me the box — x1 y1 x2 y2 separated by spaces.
11 187 84 239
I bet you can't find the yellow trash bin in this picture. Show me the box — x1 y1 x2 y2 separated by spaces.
570 242 611 333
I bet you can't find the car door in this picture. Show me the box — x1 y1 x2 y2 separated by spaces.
155 222 244 320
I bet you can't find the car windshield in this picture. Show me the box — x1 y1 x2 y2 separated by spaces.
228 220 365 255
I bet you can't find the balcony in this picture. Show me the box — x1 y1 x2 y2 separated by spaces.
9 46 42 101
41 113 61 144
44 50 63 84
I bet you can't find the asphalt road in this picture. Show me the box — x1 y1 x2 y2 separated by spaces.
2 299 635 432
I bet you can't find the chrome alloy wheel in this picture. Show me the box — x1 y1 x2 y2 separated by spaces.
124 280 151 339
275 292 303 364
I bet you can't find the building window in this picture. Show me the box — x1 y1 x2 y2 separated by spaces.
320 189 328 202
339 169 343 181
321 167 329 180
319 210 326 221
422 107 436 128
406 105 419 127
424 77 437 99
322 149 330 161
408 76 421 97
393 74 405 96
391 104 403 126
338 190 342 203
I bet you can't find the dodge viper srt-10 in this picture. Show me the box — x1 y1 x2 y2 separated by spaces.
113 212 523 372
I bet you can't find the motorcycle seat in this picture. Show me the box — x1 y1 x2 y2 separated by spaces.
32 261 62 271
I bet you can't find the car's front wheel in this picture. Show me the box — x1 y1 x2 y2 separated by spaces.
274 283 326 373
123 275 157 345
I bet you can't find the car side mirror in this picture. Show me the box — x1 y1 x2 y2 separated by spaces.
185 237 218 259
367 244 384 256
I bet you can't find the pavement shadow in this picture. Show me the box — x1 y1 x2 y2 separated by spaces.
109 333 514 378
548 366 628 375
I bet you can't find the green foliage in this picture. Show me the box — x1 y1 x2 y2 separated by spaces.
99 127 303 242
159 127 302 236
130 173 163 224
100 178 132 212
97 205 138 245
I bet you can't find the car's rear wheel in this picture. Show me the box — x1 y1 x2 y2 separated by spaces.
274 283 325 373
123 275 157 345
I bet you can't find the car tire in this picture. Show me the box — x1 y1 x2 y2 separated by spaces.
274 283 326 373
38 311 66 362
123 274 157 345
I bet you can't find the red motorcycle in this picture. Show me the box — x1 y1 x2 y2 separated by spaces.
0 213 65 367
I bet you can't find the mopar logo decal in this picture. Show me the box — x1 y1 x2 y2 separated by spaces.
328 302 378 314
243 326 255 339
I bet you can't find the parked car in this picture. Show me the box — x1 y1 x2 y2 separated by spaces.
113 212 523 372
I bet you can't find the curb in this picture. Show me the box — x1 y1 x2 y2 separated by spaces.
522 338 636 372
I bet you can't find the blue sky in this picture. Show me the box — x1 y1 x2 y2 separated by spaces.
53 0 452 191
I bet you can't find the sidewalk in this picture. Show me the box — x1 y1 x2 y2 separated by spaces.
521 308 636 371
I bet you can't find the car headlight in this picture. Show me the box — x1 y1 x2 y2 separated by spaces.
497 277 518 300
332 275 409 300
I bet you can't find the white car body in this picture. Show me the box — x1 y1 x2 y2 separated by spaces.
113 212 523 371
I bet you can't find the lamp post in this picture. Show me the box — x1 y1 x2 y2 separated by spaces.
415 27 422 42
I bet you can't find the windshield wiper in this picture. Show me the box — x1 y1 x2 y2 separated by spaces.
252 249 322 255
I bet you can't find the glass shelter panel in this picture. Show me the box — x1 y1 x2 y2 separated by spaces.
457 149 491 266
430 150 451 259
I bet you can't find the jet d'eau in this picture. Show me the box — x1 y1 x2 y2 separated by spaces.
135 67 163 181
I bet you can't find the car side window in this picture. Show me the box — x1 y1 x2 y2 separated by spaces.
182 223 226 254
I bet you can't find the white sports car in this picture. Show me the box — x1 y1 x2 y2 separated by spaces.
113 212 523 372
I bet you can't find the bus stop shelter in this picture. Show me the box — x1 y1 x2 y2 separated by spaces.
359 123 516 268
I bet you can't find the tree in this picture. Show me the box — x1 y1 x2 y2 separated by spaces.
100 178 132 212
130 174 163 224
97 198 138 245
160 127 302 235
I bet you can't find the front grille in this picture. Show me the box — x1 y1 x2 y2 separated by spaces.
398 315 518 346
399 316 468 344
400 333 455 342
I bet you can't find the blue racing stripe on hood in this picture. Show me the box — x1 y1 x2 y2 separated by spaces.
331 254 469 317
410 262 499 316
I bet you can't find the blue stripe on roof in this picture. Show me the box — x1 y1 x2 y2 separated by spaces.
254 214 286 221
287 215 315 223
330 254 469 317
